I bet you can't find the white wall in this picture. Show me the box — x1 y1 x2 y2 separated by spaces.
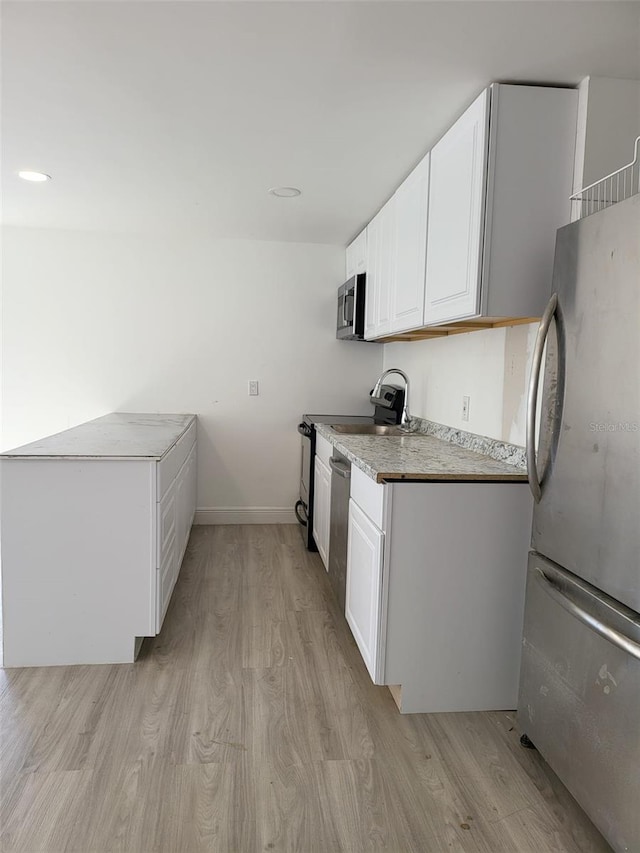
1 228 382 518
574 76 640 188
383 323 537 447
572 76 640 220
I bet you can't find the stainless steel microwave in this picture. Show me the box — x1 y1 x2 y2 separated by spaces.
336 273 366 340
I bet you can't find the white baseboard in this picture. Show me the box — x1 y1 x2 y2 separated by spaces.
194 507 297 525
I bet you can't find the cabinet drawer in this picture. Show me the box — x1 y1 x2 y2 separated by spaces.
157 481 177 569
157 420 196 500
350 465 388 531
315 432 333 469
157 530 177 631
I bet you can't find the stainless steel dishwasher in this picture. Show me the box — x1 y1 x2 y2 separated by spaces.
328 451 351 611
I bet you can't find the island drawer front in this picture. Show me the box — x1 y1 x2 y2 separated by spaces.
157 480 177 569
351 465 387 530
157 530 177 630
157 420 196 500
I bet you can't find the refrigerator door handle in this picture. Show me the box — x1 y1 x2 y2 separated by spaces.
526 293 558 502
534 567 640 661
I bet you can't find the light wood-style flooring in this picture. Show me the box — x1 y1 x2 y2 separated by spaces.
0 525 610 852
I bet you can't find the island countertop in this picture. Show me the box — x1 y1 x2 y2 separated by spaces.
315 422 528 483
1 413 195 460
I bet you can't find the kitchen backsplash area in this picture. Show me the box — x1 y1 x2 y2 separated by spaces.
383 321 538 447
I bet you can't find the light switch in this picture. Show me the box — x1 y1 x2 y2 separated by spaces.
248 380 259 396
462 396 470 421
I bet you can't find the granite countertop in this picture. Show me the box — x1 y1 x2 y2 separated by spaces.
1 413 196 460
315 421 528 483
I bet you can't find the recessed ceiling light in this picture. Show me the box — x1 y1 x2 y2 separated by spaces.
268 186 301 198
18 170 51 182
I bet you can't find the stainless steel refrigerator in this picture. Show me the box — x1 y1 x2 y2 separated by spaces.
518 193 640 853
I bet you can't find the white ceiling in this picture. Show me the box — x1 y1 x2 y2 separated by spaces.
2 1 639 244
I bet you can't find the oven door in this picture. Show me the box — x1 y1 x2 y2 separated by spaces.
295 424 312 538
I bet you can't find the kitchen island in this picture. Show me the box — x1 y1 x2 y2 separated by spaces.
0 413 197 667
314 421 532 714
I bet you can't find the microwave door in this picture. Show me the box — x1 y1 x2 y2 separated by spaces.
337 278 356 339
344 290 354 325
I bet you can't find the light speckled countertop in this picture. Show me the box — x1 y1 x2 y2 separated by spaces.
315 422 528 483
1 413 195 460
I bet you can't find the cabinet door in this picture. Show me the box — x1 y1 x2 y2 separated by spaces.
392 154 430 333
346 229 366 280
346 499 385 683
364 212 381 340
353 229 367 274
345 242 356 281
365 201 395 340
375 197 395 337
313 455 331 569
424 89 489 325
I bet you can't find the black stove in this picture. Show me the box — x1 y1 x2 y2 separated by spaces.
295 385 405 550
295 415 372 550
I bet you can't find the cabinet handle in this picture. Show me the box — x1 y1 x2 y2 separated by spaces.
526 293 557 503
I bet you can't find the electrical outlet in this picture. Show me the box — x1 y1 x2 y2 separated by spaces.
248 380 259 396
462 396 470 422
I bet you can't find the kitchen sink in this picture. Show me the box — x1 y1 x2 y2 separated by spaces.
330 424 409 436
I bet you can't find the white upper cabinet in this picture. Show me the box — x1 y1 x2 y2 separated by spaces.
424 91 488 325
376 196 395 337
365 197 396 340
424 84 578 326
364 208 381 339
345 228 367 280
391 153 430 333
359 83 578 339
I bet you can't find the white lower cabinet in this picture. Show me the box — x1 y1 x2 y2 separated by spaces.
313 455 331 570
345 465 533 713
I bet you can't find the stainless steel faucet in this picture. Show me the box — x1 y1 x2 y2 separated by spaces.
372 368 411 428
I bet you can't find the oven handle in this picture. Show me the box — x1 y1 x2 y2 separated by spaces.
294 500 308 527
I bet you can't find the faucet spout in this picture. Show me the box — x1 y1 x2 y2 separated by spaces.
372 368 411 428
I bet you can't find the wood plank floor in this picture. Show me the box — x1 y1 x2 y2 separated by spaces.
0 525 611 853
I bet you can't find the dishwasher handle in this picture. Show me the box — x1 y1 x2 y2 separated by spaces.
329 457 351 479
